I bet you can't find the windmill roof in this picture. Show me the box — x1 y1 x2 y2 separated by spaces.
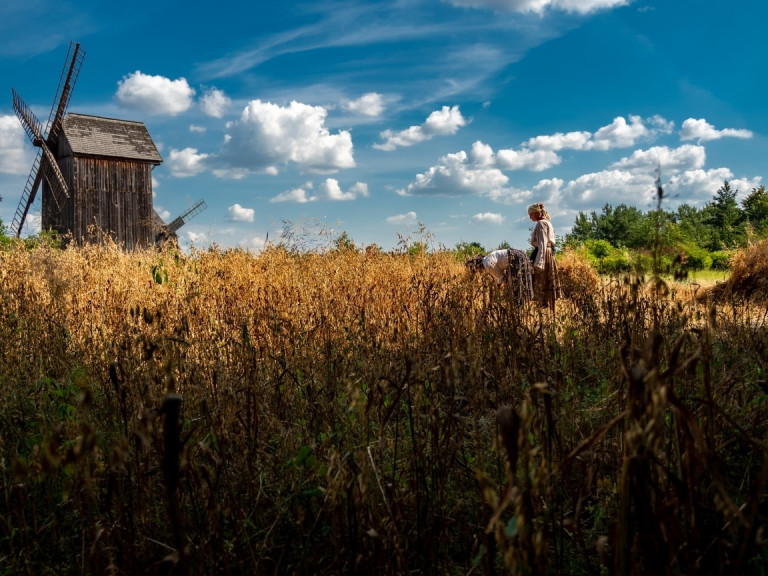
61 113 163 163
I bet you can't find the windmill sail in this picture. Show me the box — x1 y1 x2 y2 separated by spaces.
168 199 207 233
155 200 208 246
9 41 84 237
12 90 69 203
11 152 44 237
46 42 84 145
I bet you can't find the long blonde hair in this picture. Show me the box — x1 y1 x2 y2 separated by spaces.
528 202 550 220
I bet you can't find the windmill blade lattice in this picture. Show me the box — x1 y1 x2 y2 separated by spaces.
168 199 207 233
11 152 45 236
11 90 70 221
9 41 84 237
46 42 84 146
11 88 46 144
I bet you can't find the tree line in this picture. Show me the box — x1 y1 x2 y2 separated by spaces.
4 180 767 270
454 181 768 274
560 181 768 273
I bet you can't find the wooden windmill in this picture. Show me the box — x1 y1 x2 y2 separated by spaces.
154 198 208 247
10 41 206 250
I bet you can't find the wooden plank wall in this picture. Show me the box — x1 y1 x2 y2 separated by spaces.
47 156 155 250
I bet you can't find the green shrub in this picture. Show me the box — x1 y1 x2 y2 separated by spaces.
710 250 730 270
679 244 713 271
454 241 486 260
631 251 654 275
585 239 613 261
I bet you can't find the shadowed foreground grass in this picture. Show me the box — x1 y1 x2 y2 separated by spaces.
0 242 766 575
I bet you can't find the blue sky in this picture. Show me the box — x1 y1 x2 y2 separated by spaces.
0 0 765 252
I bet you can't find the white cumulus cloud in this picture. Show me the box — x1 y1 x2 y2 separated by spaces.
200 88 232 118
116 71 195 116
526 130 592 152
592 115 649 150
398 149 520 200
375 105 467 151
167 148 209 177
186 230 212 247
240 234 268 251
468 140 560 172
386 211 418 225
227 203 255 222
318 178 369 201
664 170 760 205
0 114 30 175
562 169 653 208
524 115 671 154
679 118 753 142
270 184 318 203
471 212 504 224
154 205 171 222
220 100 355 174
271 179 368 202
469 141 496 166
342 92 385 117
496 147 561 171
611 145 706 173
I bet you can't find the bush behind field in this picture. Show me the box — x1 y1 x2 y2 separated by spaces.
1 243 767 575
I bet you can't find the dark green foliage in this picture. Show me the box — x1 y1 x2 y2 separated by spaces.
566 203 649 249
710 250 731 270
0 218 9 248
703 180 747 249
678 242 713 270
333 230 356 251
565 180 766 274
454 240 486 259
742 185 768 237
676 203 713 249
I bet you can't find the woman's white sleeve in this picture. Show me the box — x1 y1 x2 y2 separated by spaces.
533 224 547 269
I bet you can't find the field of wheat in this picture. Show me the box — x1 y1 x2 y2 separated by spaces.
1 241 767 575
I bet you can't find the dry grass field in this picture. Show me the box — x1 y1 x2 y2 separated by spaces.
1 240 767 575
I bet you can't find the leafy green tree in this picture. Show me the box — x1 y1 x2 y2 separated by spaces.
454 241 485 259
566 203 655 249
562 189 749 274
742 185 768 237
406 241 428 257
0 218 9 248
585 239 612 260
675 204 712 248
678 243 713 270
334 231 356 251
597 204 648 248
703 180 746 249
565 211 596 246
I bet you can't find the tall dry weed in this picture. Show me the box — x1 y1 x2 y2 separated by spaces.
0 243 767 575
714 239 768 302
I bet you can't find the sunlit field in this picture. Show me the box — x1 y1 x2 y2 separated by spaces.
1 241 767 575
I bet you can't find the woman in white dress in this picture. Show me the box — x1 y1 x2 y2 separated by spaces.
528 202 560 311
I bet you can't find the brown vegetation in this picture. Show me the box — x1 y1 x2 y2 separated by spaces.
707 239 768 303
0 243 767 574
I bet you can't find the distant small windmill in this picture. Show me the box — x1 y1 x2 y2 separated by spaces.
154 199 208 247
10 41 206 249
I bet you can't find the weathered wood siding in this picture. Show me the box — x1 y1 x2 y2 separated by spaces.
44 154 155 250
